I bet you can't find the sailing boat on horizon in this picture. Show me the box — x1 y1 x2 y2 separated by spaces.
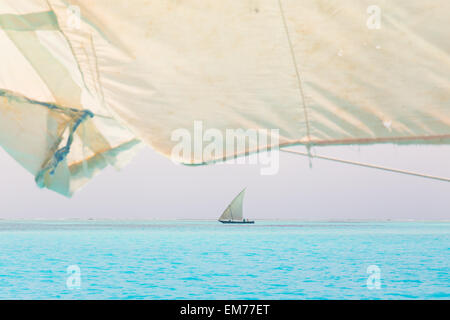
219 189 254 224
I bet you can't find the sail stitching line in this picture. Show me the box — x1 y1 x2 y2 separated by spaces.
45 0 112 121
277 0 312 146
45 0 94 100
88 34 108 111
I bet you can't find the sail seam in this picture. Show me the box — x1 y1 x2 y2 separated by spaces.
45 0 95 100
45 0 113 121
277 0 312 145
89 34 108 111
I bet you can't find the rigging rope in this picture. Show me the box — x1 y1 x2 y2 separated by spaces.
277 0 312 149
280 148 450 183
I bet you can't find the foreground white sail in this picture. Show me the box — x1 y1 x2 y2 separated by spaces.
219 189 253 224
0 1 449 195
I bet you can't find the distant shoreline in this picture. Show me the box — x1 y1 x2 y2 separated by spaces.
0 218 449 223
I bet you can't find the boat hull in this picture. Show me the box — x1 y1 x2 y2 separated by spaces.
219 220 255 224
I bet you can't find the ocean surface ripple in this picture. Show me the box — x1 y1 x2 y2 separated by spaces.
0 221 448 300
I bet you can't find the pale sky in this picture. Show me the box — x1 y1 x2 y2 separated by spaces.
0 143 449 220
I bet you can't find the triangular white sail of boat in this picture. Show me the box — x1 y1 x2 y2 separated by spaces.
219 189 246 222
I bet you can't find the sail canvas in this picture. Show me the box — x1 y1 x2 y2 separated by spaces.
219 189 246 222
1 0 449 195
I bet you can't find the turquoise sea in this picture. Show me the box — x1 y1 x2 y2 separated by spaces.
0 221 448 300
